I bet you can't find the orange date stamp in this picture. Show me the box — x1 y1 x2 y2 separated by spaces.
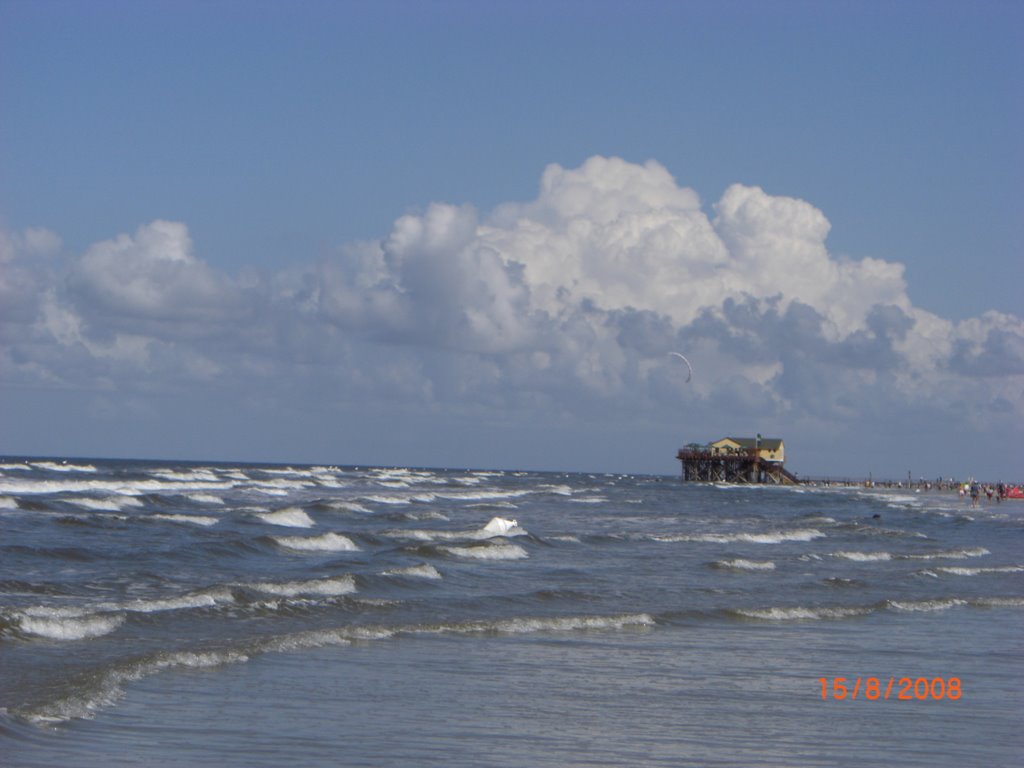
818 677 961 701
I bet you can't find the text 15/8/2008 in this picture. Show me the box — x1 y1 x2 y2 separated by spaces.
819 677 961 701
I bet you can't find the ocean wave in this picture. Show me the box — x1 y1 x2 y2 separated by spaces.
18 649 249 725
442 543 529 560
256 507 316 528
834 551 893 562
0 477 236 497
654 528 824 544
386 516 525 542
186 493 225 505
886 599 968 613
16 612 125 641
272 532 361 552
713 559 776 571
246 575 357 597
904 547 990 560
70 495 144 512
382 564 443 579
151 513 219 526
31 461 98 473
446 613 656 636
324 501 372 514
734 605 872 621
0 496 19 509
933 565 1024 576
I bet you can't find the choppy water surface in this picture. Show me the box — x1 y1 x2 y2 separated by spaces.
1 458 1021 766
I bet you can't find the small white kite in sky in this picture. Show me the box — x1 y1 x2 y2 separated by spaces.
668 352 693 383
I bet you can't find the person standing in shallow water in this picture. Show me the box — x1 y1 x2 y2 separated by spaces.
970 480 981 507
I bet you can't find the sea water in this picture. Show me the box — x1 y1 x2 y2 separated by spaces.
1 458 1021 766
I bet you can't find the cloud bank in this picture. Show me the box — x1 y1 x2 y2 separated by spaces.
2 157 1021 474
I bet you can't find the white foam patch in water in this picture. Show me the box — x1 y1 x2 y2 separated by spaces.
257 507 315 528
655 529 824 544
17 613 125 641
934 565 1024 576
442 543 528 560
714 559 776 571
834 551 893 562
249 575 357 597
70 496 144 512
187 493 225 505
886 599 968 612
0 496 19 509
273 532 361 552
737 606 872 621
382 564 442 579
152 513 219 526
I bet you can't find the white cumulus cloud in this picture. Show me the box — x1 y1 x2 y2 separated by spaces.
1 156 1020 472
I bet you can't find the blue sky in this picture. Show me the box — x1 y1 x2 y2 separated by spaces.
1 0 1021 479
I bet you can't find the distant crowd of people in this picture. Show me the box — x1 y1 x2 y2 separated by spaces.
960 480 1020 507
803 477 1023 504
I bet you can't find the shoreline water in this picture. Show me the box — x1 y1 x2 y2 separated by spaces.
2 457 1021 766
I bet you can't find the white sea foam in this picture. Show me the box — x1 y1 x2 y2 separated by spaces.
481 516 520 536
389 516 525 542
249 575 357 597
71 496 144 512
117 589 235 614
17 613 125 641
326 501 373 514
0 496 19 509
257 507 315 528
904 547 990 560
363 494 412 505
737 606 871 621
382 564 443 579
273 532 361 552
442 543 529 560
714 559 776 571
656 528 824 544
935 565 1024 576
886 599 967 613
481 614 655 635
31 461 97 473
187 493 225 505
834 551 893 562
152 513 219 526
23 649 249 724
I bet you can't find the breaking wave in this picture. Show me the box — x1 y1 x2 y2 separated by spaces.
272 532 360 552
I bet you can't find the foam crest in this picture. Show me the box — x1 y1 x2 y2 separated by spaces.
151 513 219 526
0 496 19 509
905 547 990 560
187 493 225 505
382 564 442 579
257 507 316 528
481 516 521 536
442 543 529 560
389 516 525 542
71 495 144 512
477 613 655 635
886 599 967 612
834 551 893 562
31 461 97 473
273 532 361 552
656 528 824 544
249 575 357 597
22 649 249 725
713 559 776 571
934 565 1024 576
17 613 124 641
736 605 872 621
